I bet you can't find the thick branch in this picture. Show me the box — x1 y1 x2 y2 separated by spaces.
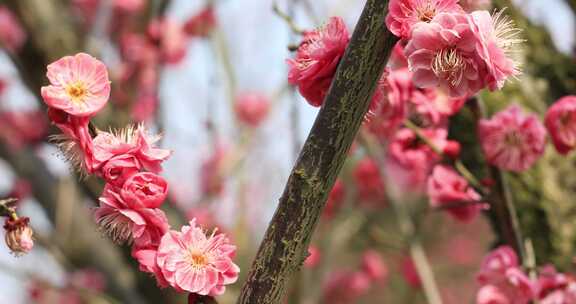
236 1 398 303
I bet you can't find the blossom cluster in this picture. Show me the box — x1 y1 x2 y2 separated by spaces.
476 246 576 304
41 53 239 298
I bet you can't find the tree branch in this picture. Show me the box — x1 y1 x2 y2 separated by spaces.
236 0 398 302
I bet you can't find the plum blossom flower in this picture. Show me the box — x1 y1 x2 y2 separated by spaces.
322 270 371 303
132 247 169 287
3 217 33 255
427 165 485 222
234 92 270 127
95 184 169 245
304 246 321 268
184 6 217 38
469 10 522 90
536 266 576 304
478 104 546 172
156 219 240 296
41 53 111 117
120 172 168 209
353 157 386 207
405 12 485 97
101 154 141 186
545 96 576 155
0 6 26 52
361 250 388 282
287 17 350 107
92 125 172 173
366 68 409 138
147 19 188 65
385 0 463 39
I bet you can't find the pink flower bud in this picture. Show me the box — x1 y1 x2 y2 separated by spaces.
121 172 168 209
443 141 461 159
234 92 270 127
4 217 33 255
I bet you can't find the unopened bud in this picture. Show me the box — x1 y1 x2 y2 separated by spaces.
4 217 33 256
443 141 461 159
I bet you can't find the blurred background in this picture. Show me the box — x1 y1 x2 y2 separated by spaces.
0 0 574 303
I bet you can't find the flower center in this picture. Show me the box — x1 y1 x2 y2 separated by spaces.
187 249 209 268
66 82 88 103
416 1 436 22
432 48 465 86
504 132 522 147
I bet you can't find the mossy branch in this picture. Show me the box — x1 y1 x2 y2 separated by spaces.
236 0 398 303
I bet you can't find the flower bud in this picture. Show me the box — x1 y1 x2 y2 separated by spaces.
4 217 33 256
443 141 461 159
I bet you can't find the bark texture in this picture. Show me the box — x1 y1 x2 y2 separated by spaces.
237 1 398 303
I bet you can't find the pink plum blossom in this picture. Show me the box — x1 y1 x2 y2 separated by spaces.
95 184 169 246
101 154 141 187
545 96 576 155
120 172 168 209
184 6 217 38
147 19 188 65
41 53 111 117
477 246 519 285
353 157 387 207
304 246 321 268
234 92 270 127
385 0 463 39
156 219 240 296
0 6 26 52
287 17 350 107
478 104 546 172
427 164 485 222
361 250 388 282
405 12 485 98
469 10 521 90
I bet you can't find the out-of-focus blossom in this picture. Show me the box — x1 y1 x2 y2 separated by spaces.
41 53 111 117
478 104 546 172
114 0 144 13
385 0 463 39
387 128 447 193
186 207 217 228
0 6 26 52
200 145 227 197
184 6 217 38
545 95 576 155
389 41 408 69
0 110 48 150
361 250 388 282
132 92 159 123
304 245 321 268
3 217 33 255
405 12 484 98
460 0 492 12
476 246 535 304
353 157 386 206
366 68 409 138
156 219 240 296
148 19 188 65
476 284 510 304
536 265 576 304
401 257 421 288
469 10 521 90
323 179 345 219
287 17 350 107
410 88 466 126
323 270 371 303
234 92 270 127
95 184 169 245
427 165 485 222
69 269 107 292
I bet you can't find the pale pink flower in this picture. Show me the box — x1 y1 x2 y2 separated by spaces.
120 172 168 209
478 104 546 172
234 92 270 127
469 10 522 90
41 53 111 117
0 6 26 52
287 17 350 107
101 154 141 187
405 12 485 98
95 184 169 245
304 246 321 268
156 219 240 295
385 0 463 39
3 217 33 255
361 250 388 282
132 247 169 287
427 165 485 222
545 96 576 155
